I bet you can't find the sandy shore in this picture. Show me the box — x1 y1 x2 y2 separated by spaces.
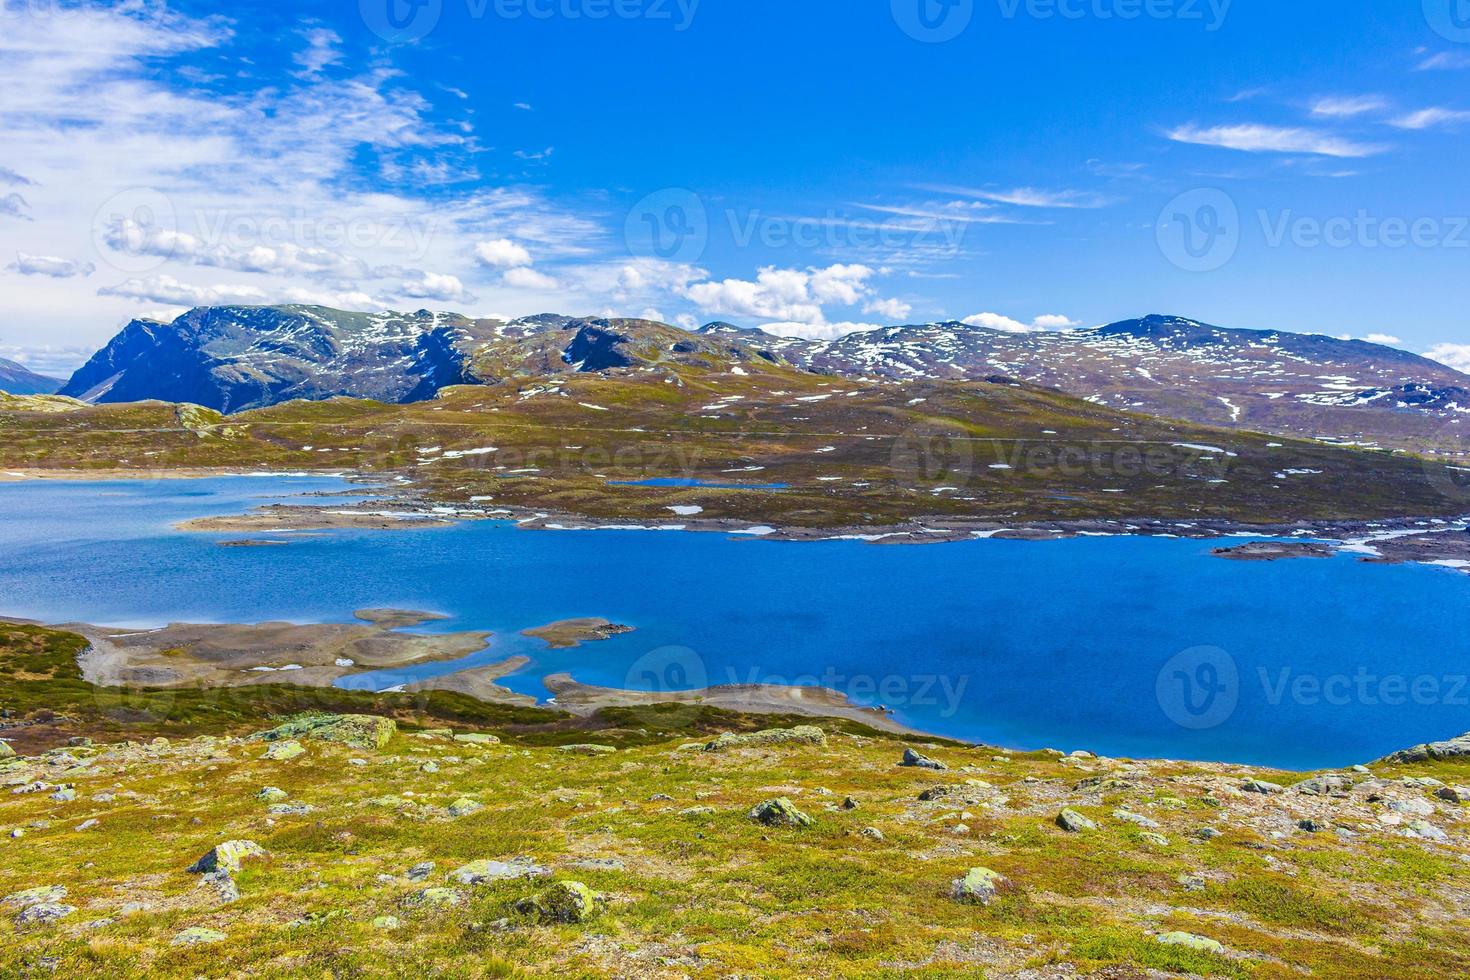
542 672 922 736
22 610 494 690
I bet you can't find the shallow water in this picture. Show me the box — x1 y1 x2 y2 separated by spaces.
2 475 1468 769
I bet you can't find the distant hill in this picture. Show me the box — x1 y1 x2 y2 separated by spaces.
56 306 1470 451
0 357 62 395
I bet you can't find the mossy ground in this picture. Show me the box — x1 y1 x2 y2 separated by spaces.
3 628 1470 978
1 364 1462 528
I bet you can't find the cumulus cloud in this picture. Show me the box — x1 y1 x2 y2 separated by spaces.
97 274 269 306
398 271 470 302
474 238 533 269
1337 332 1402 347
682 264 913 340
961 312 1078 334
7 253 95 278
1166 123 1386 157
863 297 912 321
1425 343 1470 375
293 28 341 78
503 267 558 290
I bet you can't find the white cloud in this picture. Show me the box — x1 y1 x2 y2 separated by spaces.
1 192 31 220
0 167 34 186
1417 51 1470 71
474 238 533 269
962 312 1077 334
922 186 1113 209
399 271 469 302
863 297 912 320
1338 332 1402 346
1425 343 1470 375
1389 107 1470 131
0 344 95 376
293 28 341 78
760 320 883 342
1310 95 1388 118
1166 123 1386 158
682 264 911 341
503 267 557 290
7 253 95 278
97 274 268 306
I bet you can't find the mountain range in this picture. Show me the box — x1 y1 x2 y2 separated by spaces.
0 357 62 396
49 305 1470 452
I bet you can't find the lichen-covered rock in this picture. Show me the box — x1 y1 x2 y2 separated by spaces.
1381 732 1470 765
172 927 228 945
749 798 815 828
452 733 500 745
900 748 947 770
517 880 603 924
252 713 397 751
16 903 76 926
1156 931 1225 954
703 726 827 752
1436 785 1470 804
266 802 314 817
447 797 483 818
1057 809 1097 833
1113 809 1160 829
189 840 268 875
1293 774 1353 796
261 740 306 761
951 867 1007 905
449 858 550 885
0 742 14 759
557 744 616 756
257 787 288 803
4 885 66 909
402 887 462 908
1241 778 1285 795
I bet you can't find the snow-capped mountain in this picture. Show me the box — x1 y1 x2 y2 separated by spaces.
53 306 1470 450
702 314 1470 451
58 306 503 413
0 357 62 395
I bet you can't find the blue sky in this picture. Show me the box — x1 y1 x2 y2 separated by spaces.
1 0 1468 373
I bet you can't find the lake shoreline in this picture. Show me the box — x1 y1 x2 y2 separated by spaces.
4 466 1468 570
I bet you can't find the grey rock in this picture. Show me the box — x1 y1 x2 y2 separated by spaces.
1056 808 1097 833
900 748 947 771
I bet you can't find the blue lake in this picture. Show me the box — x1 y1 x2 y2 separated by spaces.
1 475 1467 770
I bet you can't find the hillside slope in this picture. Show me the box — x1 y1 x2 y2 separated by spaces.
0 357 61 396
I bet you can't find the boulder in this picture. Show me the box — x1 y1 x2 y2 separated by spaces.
517 880 603 924
950 867 1008 905
252 713 397 751
449 858 550 885
0 742 14 759
402 887 462 908
1241 778 1285 795
703 726 827 752
447 798 484 818
3 885 66 909
1435 785 1470 804
189 840 268 875
1113 809 1160 829
262 741 306 762
749 798 815 828
452 733 500 745
900 748 947 771
557 744 617 756
1380 732 1470 765
16 903 76 926
1056 809 1097 833
1293 775 1353 796
257 787 288 803
1157 932 1225 954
